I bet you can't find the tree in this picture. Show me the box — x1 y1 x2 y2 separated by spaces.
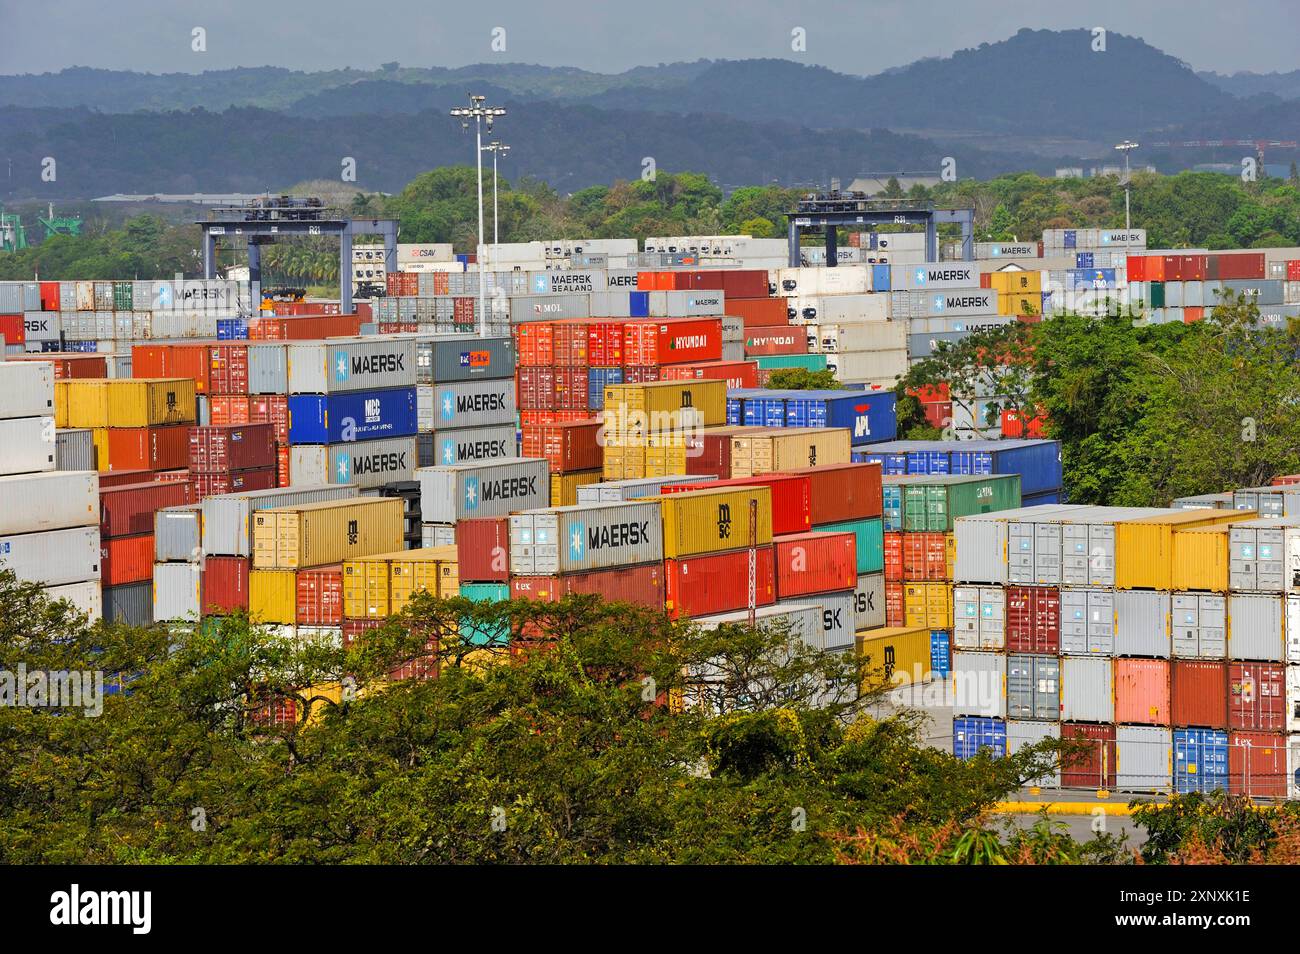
765 368 841 390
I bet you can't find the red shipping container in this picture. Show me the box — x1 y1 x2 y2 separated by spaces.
922 401 953 430
247 314 361 340
248 394 289 443
743 328 807 357
101 533 153 585
1144 256 1166 282
1005 585 1060 653
189 423 277 474
9 354 108 379
1272 474 1300 487
883 532 903 582
516 322 555 366
1182 307 1205 324
210 395 252 426
1228 661 1285 731
725 297 789 328
885 582 904 627
660 360 759 391
585 321 625 366
456 517 510 582
776 462 884 524
518 366 556 411
1183 255 1207 281
623 317 722 366
209 344 249 395
341 618 382 649
155 469 190 484
553 367 589 411
1229 731 1287 797
719 270 771 300
133 344 213 393
97 469 154 488
192 467 277 498
99 481 193 538
0 314 24 345
1217 252 1266 280
275 443 291 487
203 556 250 613
622 365 660 384
1286 260 1300 282
1171 660 1228 729
550 319 590 367
39 281 59 311
662 474 811 535
663 545 777 619
521 420 603 473
684 425 762 478
1161 255 1184 283
510 562 666 611
902 532 948 581
772 531 856 598
107 425 190 471
1114 657 1170 725
296 565 343 626
1126 255 1147 282
1061 723 1117 789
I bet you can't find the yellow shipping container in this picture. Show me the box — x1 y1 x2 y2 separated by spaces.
253 497 404 569
903 581 952 629
65 379 110 428
110 379 198 427
249 569 297 624
730 427 852 478
653 485 773 559
1115 509 1250 590
603 380 726 427
855 625 934 691
1171 525 1232 592
945 534 956 579
550 469 602 507
90 428 111 472
343 547 459 618
53 380 70 428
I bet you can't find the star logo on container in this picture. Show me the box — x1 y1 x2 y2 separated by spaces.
336 453 350 481
570 523 585 558
913 267 926 285
932 295 945 312
155 282 173 308
532 275 548 294
442 440 456 464
464 477 479 510
334 352 349 380
441 392 454 420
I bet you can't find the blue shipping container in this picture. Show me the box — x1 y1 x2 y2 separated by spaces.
587 367 623 410
1075 252 1094 269
1174 729 1229 794
953 717 1007 759
948 439 1062 496
882 484 905 531
784 389 897 445
629 291 650 317
930 631 951 678
288 387 418 444
1022 488 1064 506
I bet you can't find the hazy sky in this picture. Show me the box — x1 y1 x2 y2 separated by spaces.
1 0 1297 76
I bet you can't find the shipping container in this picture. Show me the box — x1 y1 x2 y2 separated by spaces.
102 533 153 585
853 572 885 630
297 565 343 626
1115 509 1246 590
1227 593 1284 661
883 474 1021 533
153 562 201 621
1061 723 1117 789
952 505 1092 584
576 473 716 504
857 625 935 689
1060 588 1114 655
252 497 403 570
952 650 1006 718
427 377 516 429
415 459 545 528
287 388 418 444
55 428 96 472
953 716 1007 759
0 525 100 585
1060 656 1113 723
655 485 772 560
1116 726 1172 791
1007 653 1060 721
99 481 192 538
662 473 811 535
1229 730 1287 797
1115 590 1171 658
289 436 419 490
0 471 98 535
286 337 418 394
1005 585 1061 653
776 462 882 524
0 417 55 476
0 362 55 419
65 378 197 428
1227 661 1285 731
1171 660 1229 728
953 585 1005 650
771 531 856 599
1228 520 1287 593
902 580 951 630
201 484 358 557
1114 657 1170 725
663 545 776 619
154 505 201 562
1174 728 1229 794
1171 592 1227 659
103 581 152 627
509 500 663 575
455 517 510 582
510 561 666 611
730 428 852 478
44 580 102 621
1007 720 1060 786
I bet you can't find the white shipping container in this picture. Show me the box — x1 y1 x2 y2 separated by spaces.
0 471 98 535
289 436 418 490
153 562 201 621
1227 593 1284 662
952 650 1006 718
287 337 417 394
44 580 103 621
575 474 716 504
418 457 550 524
0 525 100 585
0 362 54 419
953 586 1005 650
0 417 56 476
1007 720 1061 787
1060 656 1114 723
1115 590 1171 658
814 321 906 354
826 349 909 385
509 500 664 575
201 484 359 557
853 572 885 631
1116 726 1172 791
953 505 1093 584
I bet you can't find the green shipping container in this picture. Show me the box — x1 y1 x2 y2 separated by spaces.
899 474 1021 531
1149 282 1165 308
816 517 884 575
459 582 510 646
755 354 828 371
112 281 133 311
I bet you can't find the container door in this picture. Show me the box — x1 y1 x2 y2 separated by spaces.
1229 528 1257 592
1088 524 1116 586
980 586 1005 650
1258 529 1285 591
1007 523 1034 583
1200 595 1227 658
1172 594 1200 657
1088 590 1115 655
1033 655 1060 720
1060 524 1089 586
1007 655 1033 720
1059 588 1088 654
953 587 980 649
1034 523 1061 584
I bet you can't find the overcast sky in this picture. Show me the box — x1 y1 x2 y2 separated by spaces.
1 0 1297 76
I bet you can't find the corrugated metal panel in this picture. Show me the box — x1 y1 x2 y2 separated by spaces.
55 429 96 471
0 417 56 475
1171 593 1227 658
253 497 404 569
201 485 359 557
287 337 418 394
1007 720 1060 786
952 650 1006 718
103 581 151 626
953 585 1005 650
417 458 549 524
288 436 418 489
1116 726 1172 791
45 580 102 621
0 361 54 419
1007 653 1060 721
658 486 773 559
1060 656 1114 723
576 473 716 504
1114 658 1170 725
154 505 202 562
1115 590 1170 658
0 525 100 585
853 572 885 630
1060 588 1114 655
953 505 1092 584
152 562 200 620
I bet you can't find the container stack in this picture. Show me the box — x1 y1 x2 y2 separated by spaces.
152 503 203 621
860 438 1063 506
602 379 728 480
413 335 517 470
99 475 194 625
1125 252 1289 325
0 362 102 620
340 546 460 664
881 474 1024 673
725 388 897 446
188 423 277 497
949 504 1300 797
57 377 197 476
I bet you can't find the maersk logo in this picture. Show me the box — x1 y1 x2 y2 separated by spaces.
440 390 455 420
442 439 456 464
154 283 172 308
932 295 945 312
913 267 927 285
336 453 351 481
464 476 480 509
532 275 548 293
333 351 350 380
481 474 537 502
570 521 586 558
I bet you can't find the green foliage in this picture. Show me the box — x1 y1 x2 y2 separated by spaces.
764 368 842 390
1132 792 1300 864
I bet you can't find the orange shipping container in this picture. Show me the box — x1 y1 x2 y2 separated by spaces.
102 533 154 585
133 344 214 394
106 425 190 471
210 395 252 426
1114 657 1170 726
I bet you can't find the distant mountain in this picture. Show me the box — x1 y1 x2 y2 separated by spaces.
0 103 1036 199
1199 70 1300 101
